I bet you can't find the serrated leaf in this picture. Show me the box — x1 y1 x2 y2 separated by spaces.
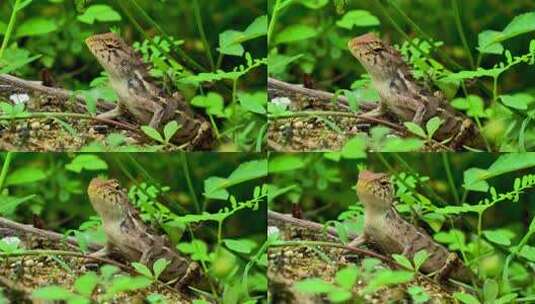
77 5 121 24
404 122 427 138
336 10 380 29
65 154 108 173
453 292 481 304
335 266 358 290
392 254 413 270
131 262 153 279
152 258 171 279
141 126 164 143
163 121 181 143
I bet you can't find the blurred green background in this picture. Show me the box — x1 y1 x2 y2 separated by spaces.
0 0 266 90
268 0 535 91
1 152 266 240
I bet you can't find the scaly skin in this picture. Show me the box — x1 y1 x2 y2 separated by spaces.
85 32 212 148
87 177 199 288
348 33 484 150
355 170 475 283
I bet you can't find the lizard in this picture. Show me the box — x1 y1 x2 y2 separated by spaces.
347 33 484 150
352 170 476 284
85 32 212 149
87 177 199 289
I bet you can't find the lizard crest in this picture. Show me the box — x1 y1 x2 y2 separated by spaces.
356 170 394 211
87 177 129 222
348 33 407 82
85 33 143 79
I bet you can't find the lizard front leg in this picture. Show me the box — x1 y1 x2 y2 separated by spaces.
96 105 124 121
434 252 460 282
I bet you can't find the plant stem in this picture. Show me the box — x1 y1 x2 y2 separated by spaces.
126 0 207 72
452 0 475 68
267 0 281 47
441 153 459 204
192 0 215 70
0 0 21 60
180 153 200 213
0 152 13 193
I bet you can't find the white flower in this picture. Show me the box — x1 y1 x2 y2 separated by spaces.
9 94 30 104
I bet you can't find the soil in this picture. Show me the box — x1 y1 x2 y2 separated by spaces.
268 213 462 304
0 227 199 303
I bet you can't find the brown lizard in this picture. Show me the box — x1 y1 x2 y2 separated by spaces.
348 33 484 150
353 170 476 284
85 32 212 149
87 177 199 289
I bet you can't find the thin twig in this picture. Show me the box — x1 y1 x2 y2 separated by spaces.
0 216 101 251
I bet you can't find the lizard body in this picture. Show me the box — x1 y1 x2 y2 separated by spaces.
85 33 212 149
348 33 483 150
87 177 199 288
355 170 475 283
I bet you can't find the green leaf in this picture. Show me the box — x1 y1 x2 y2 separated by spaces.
15 18 58 37
500 93 534 110
294 278 335 294
74 272 98 297
341 136 367 159
413 250 430 271
274 24 318 45
32 286 75 300
141 126 165 143
404 122 427 138
132 262 153 279
218 15 267 56
453 292 481 304
335 266 358 290
336 10 380 29
204 176 230 200
177 240 210 261
477 30 504 55
107 275 152 294
228 159 268 184
495 293 518 304
363 270 414 294
408 286 431 304
425 117 442 139
392 254 413 270
163 121 181 143
191 92 227 117
238 92 266 114
517 245 535 262
268 155 305 173
65 154 108 173
295 0 328 9
463 168 489 192
152 258 171 280
14 0 33 12
451 95 486 118
77 5 122 24
483 279 499 303
6 167 46 185
0 47 41 74
328 289 353 303
477 11 535 54
223 239 257 254
0 195 37 215
483 229 515 246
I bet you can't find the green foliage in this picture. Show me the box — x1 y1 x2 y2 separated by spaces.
1 153 267 303
268 1 535 151
269 152 535 301
0 0 266 151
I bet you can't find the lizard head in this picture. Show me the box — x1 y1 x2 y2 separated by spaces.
85 32 135 78
348 33 405 82
356 170 394 210
87 177 127 220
